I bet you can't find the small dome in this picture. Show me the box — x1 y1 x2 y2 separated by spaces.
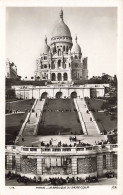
52 10 71 38
71 36 82 53
41 36 50 54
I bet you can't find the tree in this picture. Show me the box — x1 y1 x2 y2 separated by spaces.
6 88 16 99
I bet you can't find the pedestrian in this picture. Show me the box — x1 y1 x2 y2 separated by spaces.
36 113 37 117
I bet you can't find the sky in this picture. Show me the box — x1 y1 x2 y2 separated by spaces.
6 7 117 79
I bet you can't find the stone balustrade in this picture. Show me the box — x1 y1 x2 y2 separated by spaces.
5 144 117 155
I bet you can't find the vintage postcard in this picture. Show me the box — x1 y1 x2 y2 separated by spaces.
0 0 123 195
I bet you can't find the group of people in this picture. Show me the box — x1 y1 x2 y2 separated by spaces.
95 139 110 145
39 139 92 148
6 109 25 114
6 171 98 185
36 136 111 148
43 108 77 113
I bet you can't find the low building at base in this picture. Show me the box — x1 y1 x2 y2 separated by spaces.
5 144 117 179
12 84 106 100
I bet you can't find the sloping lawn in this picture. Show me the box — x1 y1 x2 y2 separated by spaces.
6 99 35 145
6 113 27 145
93 112 117 132
86 98 117 133
6 99 34 112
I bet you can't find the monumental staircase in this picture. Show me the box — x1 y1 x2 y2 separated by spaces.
22 99 45 136
75 99 100 135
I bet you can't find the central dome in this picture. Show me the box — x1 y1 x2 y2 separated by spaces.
52 10 71 38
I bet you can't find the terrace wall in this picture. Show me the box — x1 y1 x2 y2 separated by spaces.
5 145 117 179
12 85 105 99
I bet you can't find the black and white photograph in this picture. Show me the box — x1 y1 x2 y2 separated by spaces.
4 6 118 187
0 1 122 194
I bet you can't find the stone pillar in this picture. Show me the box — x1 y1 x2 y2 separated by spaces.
16 154 21 173
71 157 77 175
7 154 12 171
62 73 64 81
106 153 112 171
97 154 103 177
110 153 113 171
56 73 58 81
37 157 43 175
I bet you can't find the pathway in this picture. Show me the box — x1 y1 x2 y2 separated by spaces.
76 99 100 135
22 100 45 136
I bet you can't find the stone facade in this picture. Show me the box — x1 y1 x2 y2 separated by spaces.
77 156 97 174
21 156 37 175
6 58 18 79
5 145 117 179
12 84 105 100
35 10 88 83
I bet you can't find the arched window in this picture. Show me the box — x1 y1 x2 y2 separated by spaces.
54 46 56 52
51 62 55 69
63 45 65 52
57 73 62 81
58 49 61 56
63 73 68 81
44 56 47 60
51 73 56 81
75 55 77 59
58 60 61 68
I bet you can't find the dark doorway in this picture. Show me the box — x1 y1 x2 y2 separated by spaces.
41 92 48 99
71 92 77 98
56 92 62 98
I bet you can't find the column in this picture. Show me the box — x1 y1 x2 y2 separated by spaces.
106 153 113 171
97 154 103 177
37 157 43 175
56 73 58 81
7 154 12 171
16 154 21 173
71 157 77 175
62 73 64 81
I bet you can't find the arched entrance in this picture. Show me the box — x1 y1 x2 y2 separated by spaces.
63 73 68 81
57 73 62 81
71 92 77 98
56 92 62 99
51 73 56 81
41 92 48 99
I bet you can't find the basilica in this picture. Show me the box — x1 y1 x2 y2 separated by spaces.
35 10 88 83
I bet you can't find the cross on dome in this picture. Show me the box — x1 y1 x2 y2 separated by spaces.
59 9 63 21
75 35 77 42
